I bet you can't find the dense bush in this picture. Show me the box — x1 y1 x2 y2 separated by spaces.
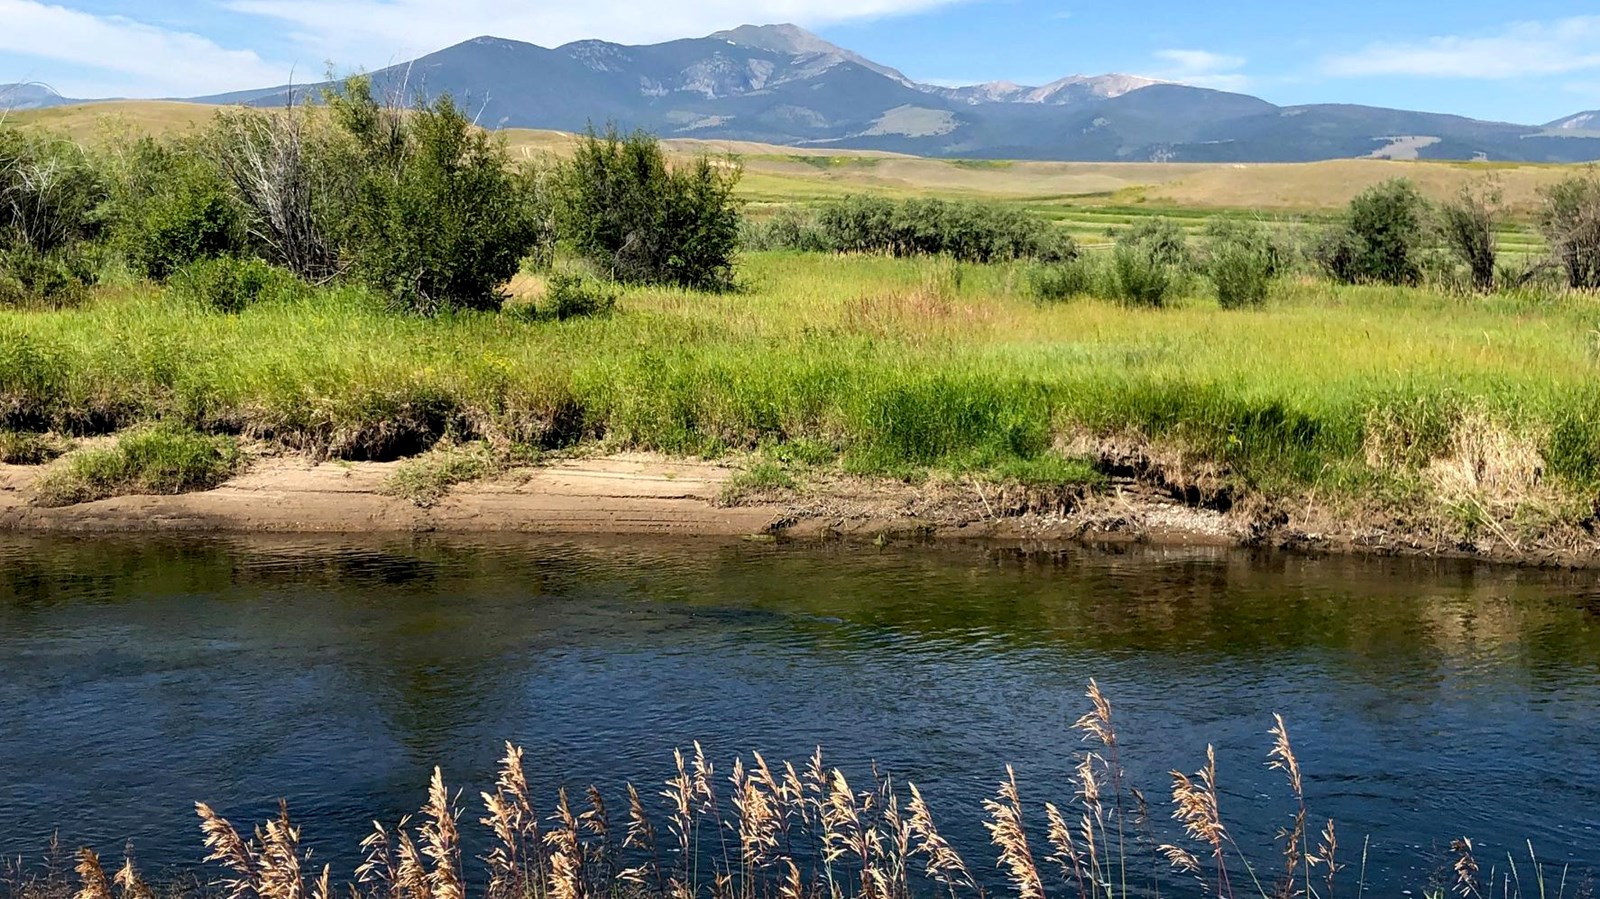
326 77 541 313
1203 219 1278 308
1438 182 1500 293
1109 243 1172 308
1029 256 1101 302
0 129 104 254
741 206 828 253
107 137 245 280
554 126 742 291
167 256 305 312
0 129 105 305
1117 216 1191 269
1319 179 1429 286
1537 172 1600 291
811 195 1075 263
540 273 619 321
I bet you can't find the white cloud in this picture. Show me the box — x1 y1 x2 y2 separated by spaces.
223 0 967 62
1149 48 1249 92
0 0 290 96
1324 15 1600 79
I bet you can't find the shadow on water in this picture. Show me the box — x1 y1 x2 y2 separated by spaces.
1 535 1598 891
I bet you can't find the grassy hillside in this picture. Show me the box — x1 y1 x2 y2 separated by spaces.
9 101 1587 215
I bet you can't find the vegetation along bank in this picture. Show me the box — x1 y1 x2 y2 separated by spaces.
3 80 1600 563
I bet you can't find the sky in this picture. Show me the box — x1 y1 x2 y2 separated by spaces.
2 0 1599 124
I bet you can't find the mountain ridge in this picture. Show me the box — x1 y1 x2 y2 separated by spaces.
11 24 1600 163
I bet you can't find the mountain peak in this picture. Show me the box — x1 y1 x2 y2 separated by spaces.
709 23 911 83
710 24 834 56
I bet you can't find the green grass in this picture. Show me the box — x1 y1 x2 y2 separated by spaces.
33 423 242 507
718 458 800 506
1 252 1597 536
384 440 538 507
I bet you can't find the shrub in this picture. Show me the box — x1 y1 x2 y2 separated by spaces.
1439 182 1500 293
1203 219 1277 308
554 126 742 291
167 256 306 313
742 206 828 253
0 129 105 255
0 244 95 308
1109 243 1172 308
1536 171 1600 291
1029 256 1101 302
1117 216 1191 268
813 195 1075 263
107 137 245 280
1325 179 1430 286
540 273 619 321
326 77 541 313
34 423 242 506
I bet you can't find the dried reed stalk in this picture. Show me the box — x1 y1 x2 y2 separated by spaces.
984 766 1044 899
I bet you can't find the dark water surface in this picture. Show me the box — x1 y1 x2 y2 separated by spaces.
2 536 1599 891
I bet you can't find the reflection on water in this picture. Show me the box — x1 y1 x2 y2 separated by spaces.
1 536 1598 890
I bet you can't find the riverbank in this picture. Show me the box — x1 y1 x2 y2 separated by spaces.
3 252 1598 565
2 450 1594 567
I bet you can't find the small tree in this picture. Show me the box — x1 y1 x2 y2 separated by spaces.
1439 181 1500 292
1332 178 1429 286
326 76 540 313
554 126 741 291
1537 171 1600 291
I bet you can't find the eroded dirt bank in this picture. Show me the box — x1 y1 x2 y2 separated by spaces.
1 453 1595 567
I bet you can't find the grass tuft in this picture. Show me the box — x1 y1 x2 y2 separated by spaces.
33 423 241 507
0 430 74 465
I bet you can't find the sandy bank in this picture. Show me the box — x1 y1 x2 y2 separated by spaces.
0 453 1593 566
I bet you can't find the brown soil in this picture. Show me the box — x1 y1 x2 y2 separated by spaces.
1 453 1594 567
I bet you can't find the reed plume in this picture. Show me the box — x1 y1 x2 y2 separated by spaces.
394 827 433 899
1044 803 1089 899
622 783 666 896
906 783 975 899
482 743 542 899
113 855 152 899
420 769 463 899
1451 839 1481 899
72 850 111 899
356 821 400 899
1313 820 1338 899
195 802 257 899
545 788 584 899
1268 714 1308 899
1165 746 1231 899
983 766 1044 899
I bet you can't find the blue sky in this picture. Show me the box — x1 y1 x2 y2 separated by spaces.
2 0 1598 124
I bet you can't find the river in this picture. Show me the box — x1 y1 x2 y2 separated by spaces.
2 536 1597 893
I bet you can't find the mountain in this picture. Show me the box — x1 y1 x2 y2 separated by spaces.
0 83 76 110
185 24 1600 164
1548 110 1600 132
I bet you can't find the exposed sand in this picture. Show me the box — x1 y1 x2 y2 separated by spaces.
2 453 1593 567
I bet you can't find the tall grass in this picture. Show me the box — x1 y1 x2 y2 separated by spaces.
12 683 1581 899
0 252 1596 536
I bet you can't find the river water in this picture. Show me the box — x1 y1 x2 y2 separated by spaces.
1 536 1597 893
